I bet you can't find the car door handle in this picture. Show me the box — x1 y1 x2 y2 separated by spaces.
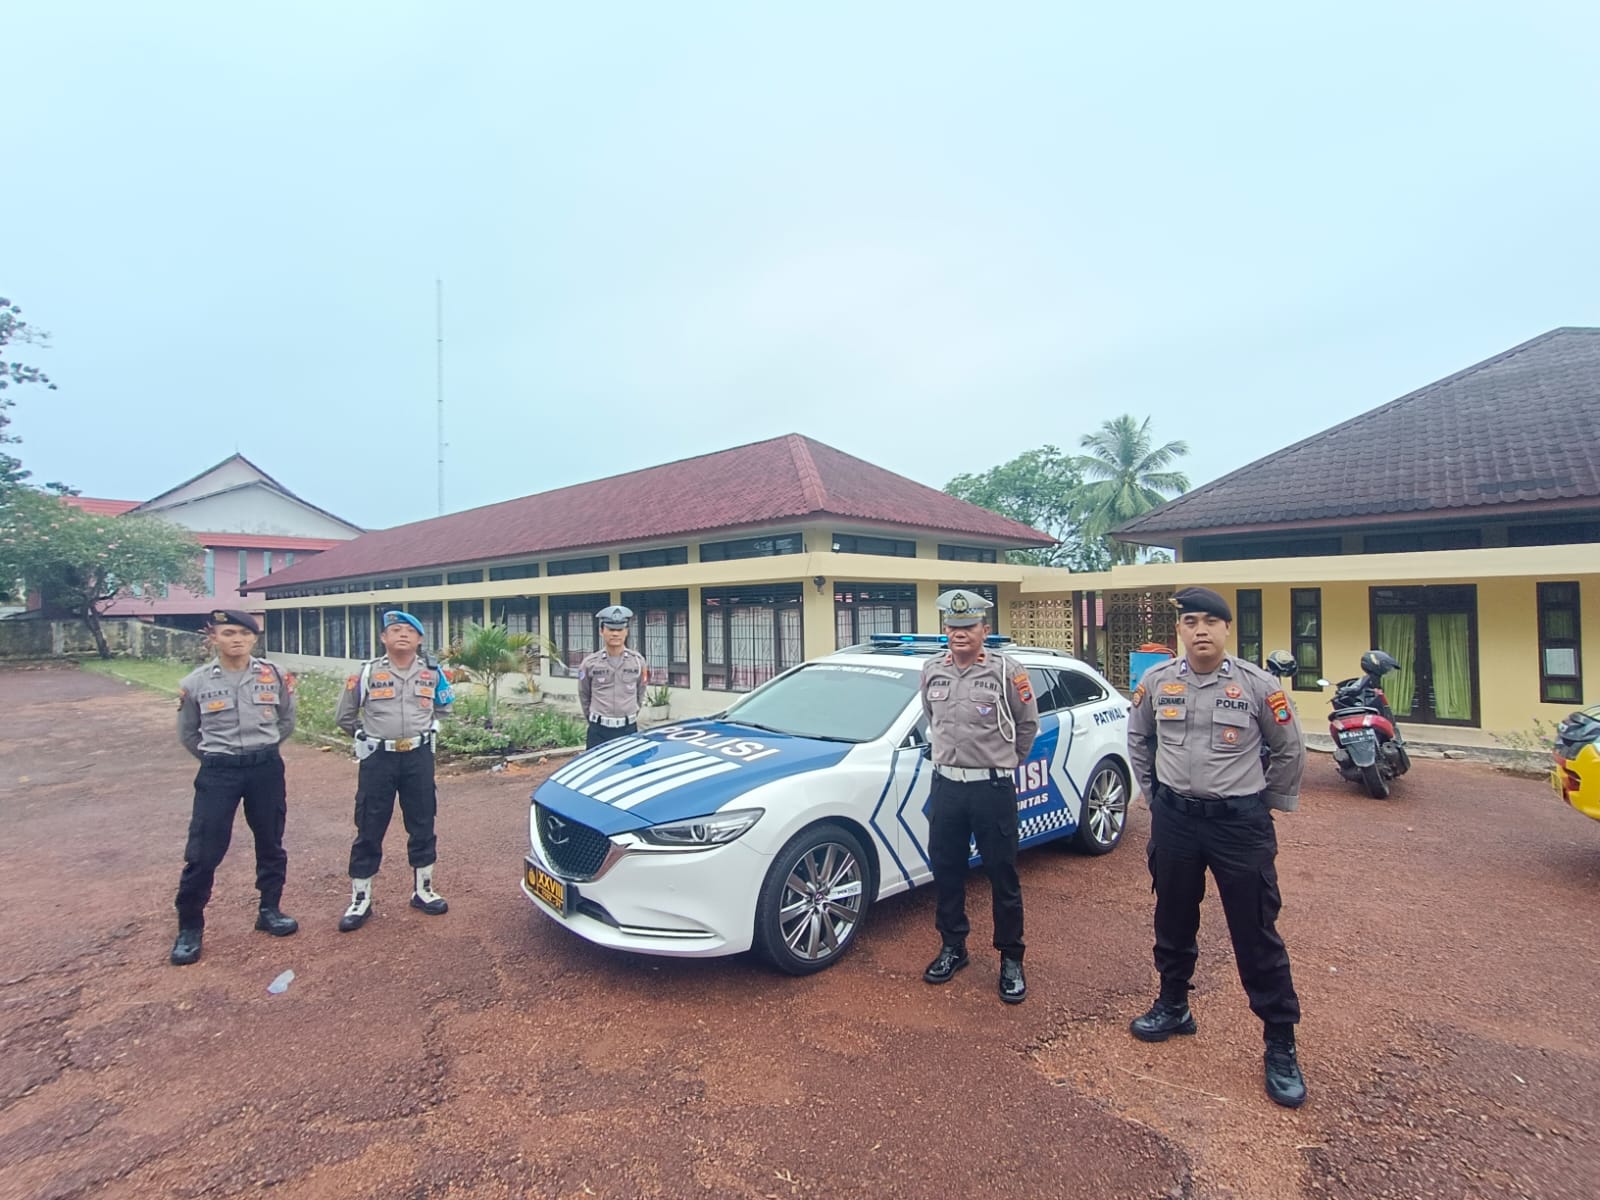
1072 722 1088 734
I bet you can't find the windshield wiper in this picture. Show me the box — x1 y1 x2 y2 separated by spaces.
724 719 788 734
792 732 863 744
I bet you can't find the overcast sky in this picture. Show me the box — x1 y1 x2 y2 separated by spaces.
7 2 1599 531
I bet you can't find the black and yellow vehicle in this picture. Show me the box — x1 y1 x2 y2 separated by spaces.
1551 705 1600 823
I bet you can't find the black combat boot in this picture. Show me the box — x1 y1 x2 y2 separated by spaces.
1129 995 1197 1042
170 927 203 966
255 906 299 936
1264 1026 1307 1108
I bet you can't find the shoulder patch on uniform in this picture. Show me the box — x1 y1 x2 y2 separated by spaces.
1011 671 1033 704
177 687 188 708
1131 684 1145 706
1266 689 1293 724
345 676 357 691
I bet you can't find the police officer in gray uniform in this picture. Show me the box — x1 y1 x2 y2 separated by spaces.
170 608 299 965
334 610 455 931
1126 586 1309 1108
920 589 1040 1003
577 605 649 749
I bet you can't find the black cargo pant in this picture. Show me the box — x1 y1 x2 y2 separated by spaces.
585 719 637 749
348 745 438 879
1147 788 1300 1026
174 747 287 928
927 772 1025 959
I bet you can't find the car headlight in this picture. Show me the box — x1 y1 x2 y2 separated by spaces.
636 808 763 849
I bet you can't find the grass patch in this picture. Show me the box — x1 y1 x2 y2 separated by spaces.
79 657 189 695
79 657 348 745
78 658 582 757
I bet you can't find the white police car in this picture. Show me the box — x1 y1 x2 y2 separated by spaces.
521 635 1131 974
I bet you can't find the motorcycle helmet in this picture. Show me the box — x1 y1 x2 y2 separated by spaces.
1265 650 1297 678
1360 649 1400 676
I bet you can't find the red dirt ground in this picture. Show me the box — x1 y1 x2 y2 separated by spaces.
1 664 1597 1199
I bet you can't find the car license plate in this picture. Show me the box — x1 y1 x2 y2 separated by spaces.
525 858 571 915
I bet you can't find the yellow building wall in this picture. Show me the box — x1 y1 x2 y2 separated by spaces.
1237 575 1600 740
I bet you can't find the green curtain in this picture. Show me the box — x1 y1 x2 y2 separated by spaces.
1375 613 1417 716
1428 613 1472 720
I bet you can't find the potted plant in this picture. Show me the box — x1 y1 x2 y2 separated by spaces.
642 683 671 724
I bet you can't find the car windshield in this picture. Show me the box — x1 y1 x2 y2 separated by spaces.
722 661 921 743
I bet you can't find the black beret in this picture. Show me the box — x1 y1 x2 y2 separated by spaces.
1169 587 1232 622
209 608 261 635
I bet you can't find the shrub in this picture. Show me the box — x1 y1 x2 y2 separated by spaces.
438 693 586 757
290 670 347 741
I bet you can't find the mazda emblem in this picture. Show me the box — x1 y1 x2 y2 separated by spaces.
544 813 570 845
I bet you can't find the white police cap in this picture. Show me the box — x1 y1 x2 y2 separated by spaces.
935 588 994 627
596 604 634 628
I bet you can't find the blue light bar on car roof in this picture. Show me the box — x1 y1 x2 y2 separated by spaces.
867 634 1012 648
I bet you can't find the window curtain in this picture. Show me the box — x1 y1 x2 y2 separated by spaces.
1428 613 1472 720
1375 613 1418 717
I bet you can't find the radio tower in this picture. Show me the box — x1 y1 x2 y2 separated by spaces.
435 278 445 515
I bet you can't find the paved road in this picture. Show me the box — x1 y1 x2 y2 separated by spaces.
2 664 1597 1200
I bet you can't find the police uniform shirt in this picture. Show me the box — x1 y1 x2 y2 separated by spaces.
334 656 453 740
577 646 648 720
177 657 297 758
920 649 1040 769
1127 656 1307 810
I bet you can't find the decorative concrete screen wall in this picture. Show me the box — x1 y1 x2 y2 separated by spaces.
1007 598 1074 656
1103 589 1177 691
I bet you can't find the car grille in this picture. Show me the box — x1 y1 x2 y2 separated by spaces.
535 804 613 880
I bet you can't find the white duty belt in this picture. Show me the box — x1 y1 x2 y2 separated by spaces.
935 764 1008 782
590 714 638 728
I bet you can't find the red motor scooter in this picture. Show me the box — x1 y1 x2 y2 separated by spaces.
1318 650 1412 799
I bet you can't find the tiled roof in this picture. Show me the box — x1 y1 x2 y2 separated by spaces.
195 533 344 552
254 434 1053 589
1116 328 1600 541
62 497 140 516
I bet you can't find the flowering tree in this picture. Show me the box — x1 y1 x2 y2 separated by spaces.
0 489 203 657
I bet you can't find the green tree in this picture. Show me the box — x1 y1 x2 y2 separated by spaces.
1 296 59 496
444 621 556 727
944 446 1109 570
1070 415 1191 565
0 489 203 657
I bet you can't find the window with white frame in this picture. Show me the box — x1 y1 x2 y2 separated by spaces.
622 589 690 687
702 585 802 692
834 583 916 648
548 593 608 675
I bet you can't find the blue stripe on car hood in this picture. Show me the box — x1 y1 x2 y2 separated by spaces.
531 720 854 835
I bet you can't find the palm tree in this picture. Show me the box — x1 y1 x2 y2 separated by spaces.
1070 415 1191 565
444 621 552 727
